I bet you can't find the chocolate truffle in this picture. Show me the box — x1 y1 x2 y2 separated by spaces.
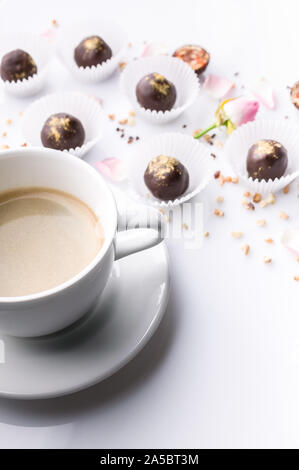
0 49 37 82
173 45 210 76
41 113 85 151
246 139 288 181
290 82 299 109
136 73 176 112
74 35 112 68
144 155 189 201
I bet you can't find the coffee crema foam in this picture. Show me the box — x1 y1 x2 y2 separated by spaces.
0 187 104 297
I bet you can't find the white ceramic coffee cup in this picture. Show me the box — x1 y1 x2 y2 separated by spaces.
0 147 164 337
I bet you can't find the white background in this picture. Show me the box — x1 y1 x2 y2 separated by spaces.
0 0 299 449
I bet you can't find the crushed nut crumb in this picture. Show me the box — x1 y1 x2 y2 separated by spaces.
214 208 224 217
263 256 272 264
108 114 115 121
257 219 266 227
1 131 7 137
5 119 12 125
283 185 290 194
232 176 239 184
280 211 289 220
118 118 128 125
253 193 262 203
231 232 243 238
265 238 274 244
215 140 223 149
204 231 210 237
0 145 9 149
128 117 135 126
216 196 224 203
294 276 299 281
129 110 135 117
52 19 58 27
182 223 189 230
118 62 127 71
242 244 250 255
244 191 252 198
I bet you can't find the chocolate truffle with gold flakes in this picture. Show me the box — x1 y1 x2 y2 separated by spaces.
136 73 176 112
0 49 37 82
74 35 112 68
290 82 299 109
246 139 288 181
144 155 189 201
173 45 210 76
41 113 85 151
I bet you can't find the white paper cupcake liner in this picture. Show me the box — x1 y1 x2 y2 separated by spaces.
22 92 105 158
225 119 299 194
0 32 52 97
120 56 199 124
56 19 127 83
126 132 215 208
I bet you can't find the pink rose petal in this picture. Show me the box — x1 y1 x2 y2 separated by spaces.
223 97 259 127
141 43 168 57
281 229 299 257
203 75 235 99
251 79 276 109
40 28 56 43
89 95 103 105
94 158 127 182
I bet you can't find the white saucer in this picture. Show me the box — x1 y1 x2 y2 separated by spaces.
0 243 170 399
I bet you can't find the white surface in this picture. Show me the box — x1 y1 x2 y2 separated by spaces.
0 0 298 449
0 242 169 398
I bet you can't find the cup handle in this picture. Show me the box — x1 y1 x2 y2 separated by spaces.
114 206 164 260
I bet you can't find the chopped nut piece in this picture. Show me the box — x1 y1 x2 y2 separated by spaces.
232 176 239 184
242 201 255 211
219 174 226 186
129 110 135 117
265 238 274 244
283 185 290 194
266 193 275 205
224 176 232 183
216 195 224 203
182 223 189 230
231 231 243 238
21 143 27 147
5 119 12 125
203 134 212 144
0 144 9 149
243 191 251 198
204 231 210 238
280 211 289 220
214 208 224 217
263 256 272 264
52 19 58 27
192 128 202 137
242 244 250 255
108 114 115 121
215 140 223 149
128 117 135 126
118 118 128 125
257 219 266 227
260 200 268 208
1 131 7 137
253 193 262 203
294 276 299 281
118 61 127 71
214 170 220 179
